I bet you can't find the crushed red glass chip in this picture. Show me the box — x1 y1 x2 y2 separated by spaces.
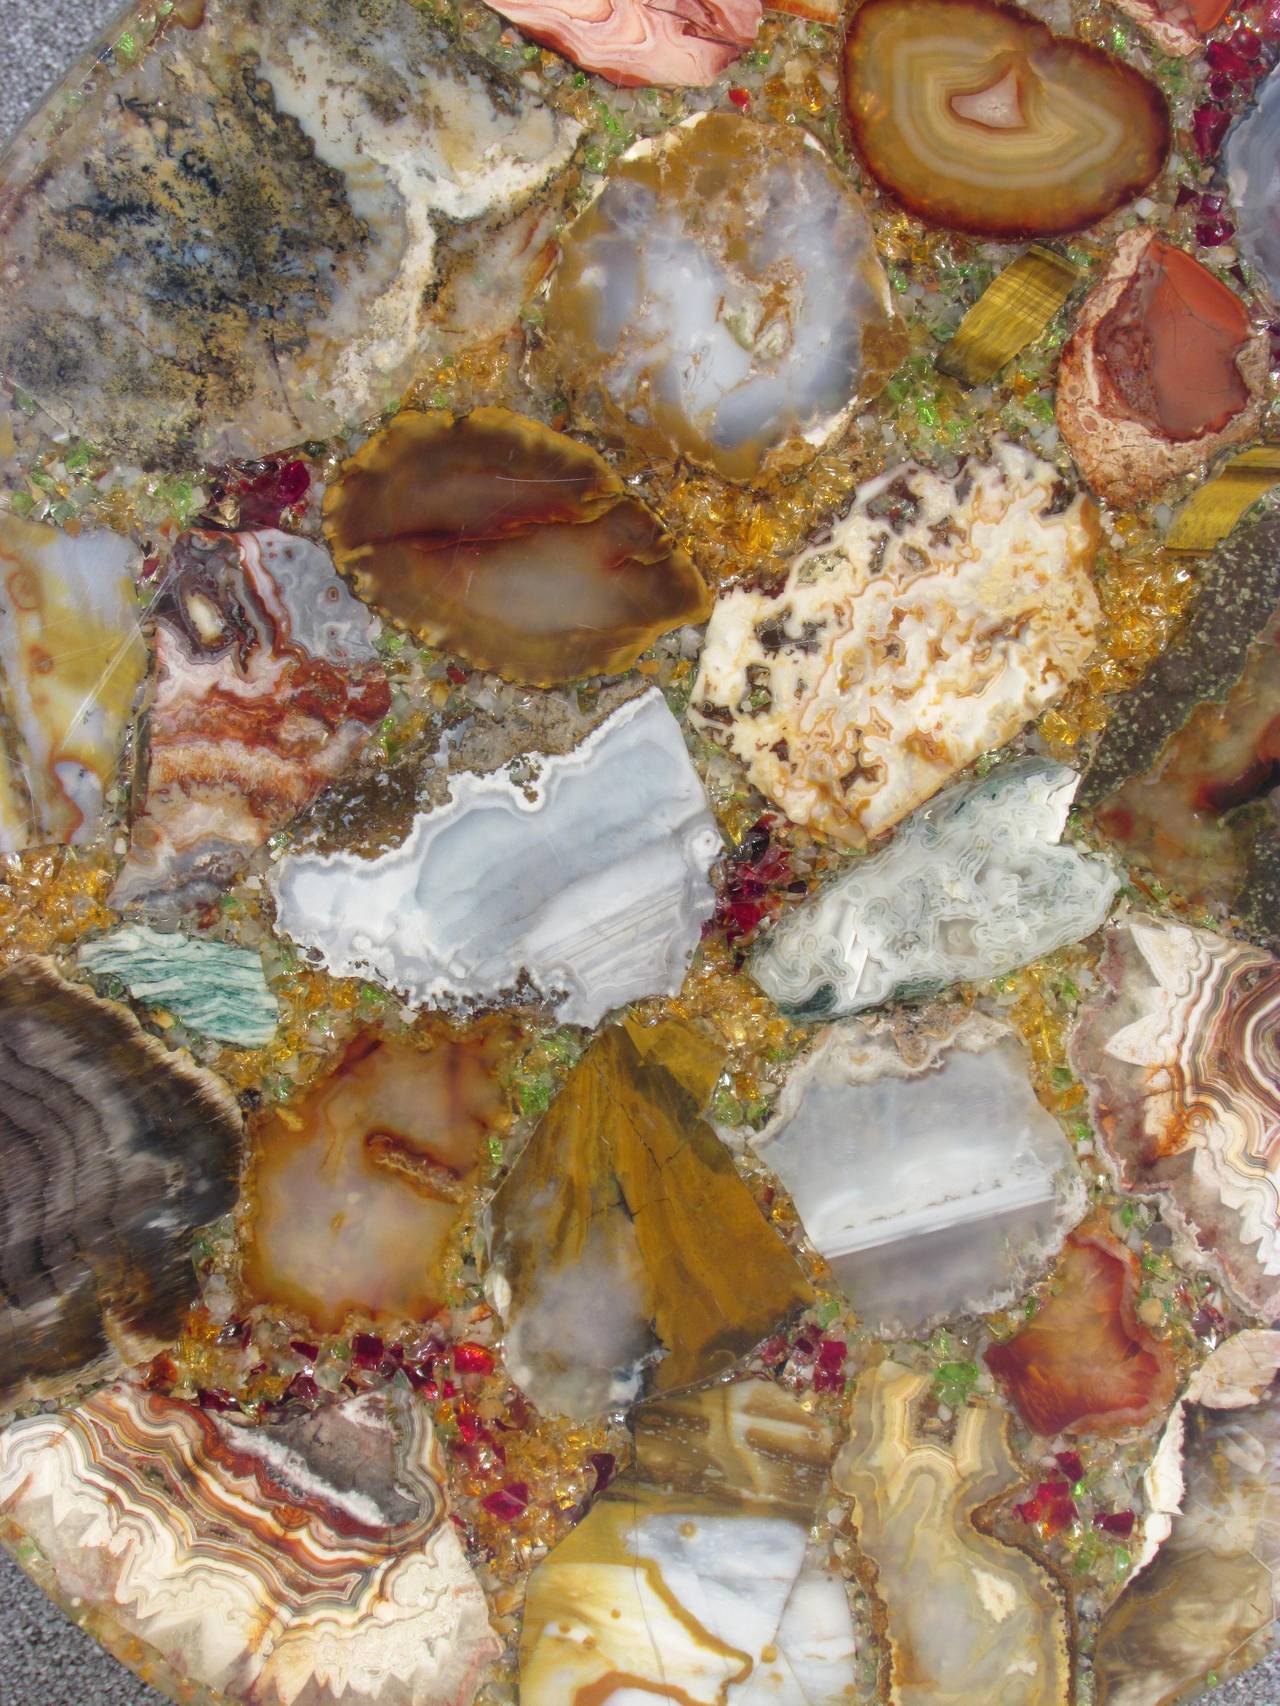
590 1452 617 1492
481 1482 530 1522
728 86 750 108
453 1342 496 1375
286 1372 320 1403
1192 104 1231 160
1013 1480 1078 1537
1093 1509 1136 1536
197 1388 238 1412
351 1333 386 1369
1054 1450 1085 1484
289 1340 320 1362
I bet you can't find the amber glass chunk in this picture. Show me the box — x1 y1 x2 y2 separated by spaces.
985 1221 1176 1436
842 0 1170 238
241 1030 508 1332
322 408 709 686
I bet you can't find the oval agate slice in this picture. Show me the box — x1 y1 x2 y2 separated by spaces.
842 0 1170 238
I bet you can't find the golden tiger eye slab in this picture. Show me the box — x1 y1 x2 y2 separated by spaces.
0 1384 499 1706
322 408 709 686
521 1379 858 1706
485 1021 813 1419
241 1029 510 1333
0 958 242 1417
835 1361 1071 1705
938 245 1082 387
1163 445 1280 555
842 0 1169 239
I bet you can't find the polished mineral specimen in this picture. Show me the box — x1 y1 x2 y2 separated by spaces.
0 959 241 1415
1093 1339 1280 1704
0 517 145 853
544 113 905 482
1093 601 1280 934
842 0 1169 238
984 1218 1177 1437
521 1379 856 1704
486 1019 813 1417
0 0 577 466
1082 507 1280 947
751 758 1119 1019
1057 232 1268 510
752 1010 1085 1334
836 1361 1071 1705
241 1030 509 1333
689 444 1101 845
481 0 761 85
271 690 721 1027
1112 0 1232 53
0 1384 499 1706
113 528 389 916
322 409 709 685
1072 915 1280 1318
78 926 278 1047
1227 64 1280 304
937 245 1082 387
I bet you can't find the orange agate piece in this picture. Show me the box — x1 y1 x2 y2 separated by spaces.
985 1221 1177 1437
241 1030 509 1332
322 408 709 687
841 0 1170 239
1057 230 1267 509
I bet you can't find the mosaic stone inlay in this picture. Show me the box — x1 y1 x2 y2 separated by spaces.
0 0 1278 1699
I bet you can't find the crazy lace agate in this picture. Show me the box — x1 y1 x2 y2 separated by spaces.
0 0 1277 1698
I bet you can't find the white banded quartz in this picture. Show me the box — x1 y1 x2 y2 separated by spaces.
271 690 720 1027
752 1012 1085 1334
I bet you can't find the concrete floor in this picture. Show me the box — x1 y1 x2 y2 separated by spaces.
0 1 1278 1700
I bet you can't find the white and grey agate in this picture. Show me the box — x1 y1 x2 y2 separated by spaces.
1227 65 1280 303
751 756 1120 1018
752 1012 1085 1335
271 690 721 1027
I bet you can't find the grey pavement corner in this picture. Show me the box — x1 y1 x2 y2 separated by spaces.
0 0 1279 1700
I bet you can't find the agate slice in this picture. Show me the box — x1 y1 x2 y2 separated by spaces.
0 1384 499 1706
690 443 1101 846
0 958 241 1415
751 758 1119 1019
1057 231 1268 510
752 1010 1085 1334
521 1379 857 1705
841 0 1170 239
984 1219 1177 1438
0 516 145 852
272 690 721 1028
322 409 709 685
0 0 577 465
1093 1344 1280 1704
1227 64 1280 304
485 1019 813 1417
114 528 389 916
836 1361 1071 1705
481 0 760 85
1071 915 1280 1318
241 1030 508 1333
78 926 278 1048
544 113 905 483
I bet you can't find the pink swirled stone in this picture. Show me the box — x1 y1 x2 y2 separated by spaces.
481 0 761 86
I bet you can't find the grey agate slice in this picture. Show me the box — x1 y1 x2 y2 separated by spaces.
751 1010 1085 1335
1227 63 1280 304
751 756 1119 1018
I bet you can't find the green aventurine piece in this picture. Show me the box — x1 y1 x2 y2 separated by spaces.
79 925 278 1047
